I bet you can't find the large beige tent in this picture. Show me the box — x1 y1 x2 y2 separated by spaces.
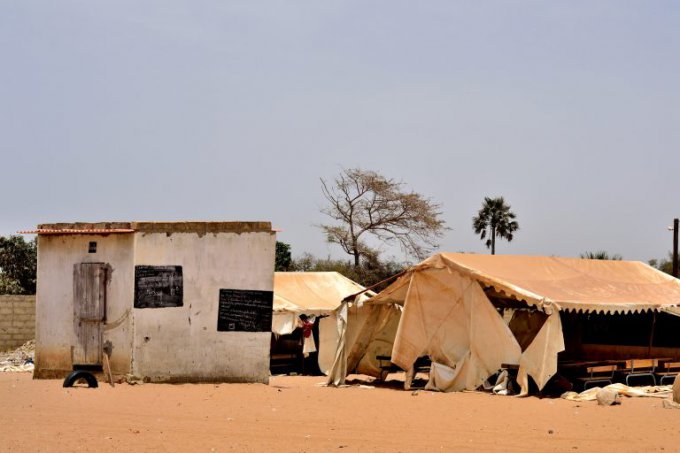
272 272 379 374
327 253 680 393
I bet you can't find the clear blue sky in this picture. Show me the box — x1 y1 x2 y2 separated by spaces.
1 1 678 263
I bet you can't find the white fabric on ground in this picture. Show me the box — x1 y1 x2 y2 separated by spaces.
425 362 463 392
562 383 672 401
492 370 511 395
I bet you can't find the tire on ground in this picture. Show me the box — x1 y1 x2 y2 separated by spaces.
63 370 99 388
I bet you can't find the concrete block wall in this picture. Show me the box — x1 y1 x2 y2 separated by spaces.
0 295 36 351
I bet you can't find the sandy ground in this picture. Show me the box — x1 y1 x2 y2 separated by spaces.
1 372 679 452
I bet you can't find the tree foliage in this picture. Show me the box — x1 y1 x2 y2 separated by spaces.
275 241 293 271
291 252 407 292
320 168 447 267
0 235 37 294
649 252 676 275
0 274 24 295
580 251 623 260
472 196 519 255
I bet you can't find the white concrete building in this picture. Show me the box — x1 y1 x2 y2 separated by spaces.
29 221 276 383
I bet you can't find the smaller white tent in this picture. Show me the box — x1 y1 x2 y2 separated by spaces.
272 272 377 374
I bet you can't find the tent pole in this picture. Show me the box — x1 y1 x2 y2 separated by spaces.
648 311 657 357
342 269 409 302
673 218 679 278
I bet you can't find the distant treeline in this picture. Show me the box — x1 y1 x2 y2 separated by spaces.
275 241 407 292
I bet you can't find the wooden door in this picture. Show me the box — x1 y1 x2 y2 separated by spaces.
73 263 107 365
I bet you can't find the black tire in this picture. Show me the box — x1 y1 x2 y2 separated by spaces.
63 370 99 388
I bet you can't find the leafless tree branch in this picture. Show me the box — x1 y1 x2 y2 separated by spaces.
319 168 448 266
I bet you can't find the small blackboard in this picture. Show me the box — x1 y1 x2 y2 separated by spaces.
134 265 183 308
217 289 273 332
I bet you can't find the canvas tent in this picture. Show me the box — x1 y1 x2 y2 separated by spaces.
272 272 378 374
327 253 680 394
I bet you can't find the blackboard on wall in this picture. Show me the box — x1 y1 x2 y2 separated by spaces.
217 289 273 332
134 265 183 308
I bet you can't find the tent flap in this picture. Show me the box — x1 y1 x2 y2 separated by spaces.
326 301 402 386
516 312 565 394
392 268 522 392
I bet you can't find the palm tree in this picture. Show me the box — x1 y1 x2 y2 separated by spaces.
472 197 519 255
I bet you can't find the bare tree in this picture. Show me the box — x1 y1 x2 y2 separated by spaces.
320 168 447 267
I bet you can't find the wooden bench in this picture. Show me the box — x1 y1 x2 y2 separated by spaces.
271 353 298 361
655 362 680 385
414 356 432 374
375 355 399 381
617 359 658 386
576 364 617 390
270 353 303 373
376 355 432 382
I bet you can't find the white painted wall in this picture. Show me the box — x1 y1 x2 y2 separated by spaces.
35 234 134 377
132 231 275 383
35 227 276 383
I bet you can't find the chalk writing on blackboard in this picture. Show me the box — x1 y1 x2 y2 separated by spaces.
217 289 273 332
134 265 183 308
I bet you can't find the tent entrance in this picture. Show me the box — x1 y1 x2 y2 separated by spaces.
484 286 550 353
270 316 323 375
561 311 680 362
